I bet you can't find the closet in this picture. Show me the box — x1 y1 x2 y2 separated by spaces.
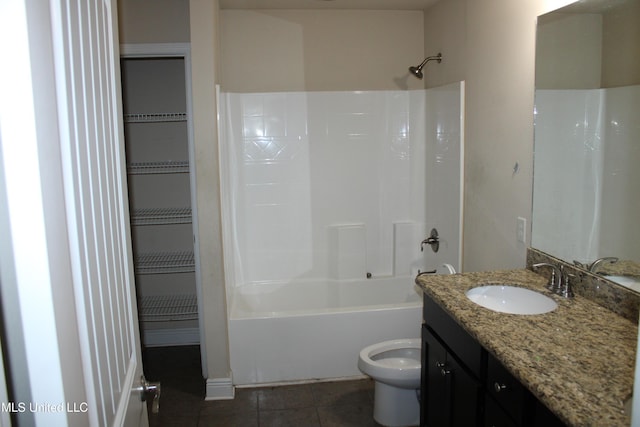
121 56 199 347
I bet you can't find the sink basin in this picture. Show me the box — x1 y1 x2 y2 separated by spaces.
465 285 557 315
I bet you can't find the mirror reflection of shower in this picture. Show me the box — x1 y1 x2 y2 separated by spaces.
409 53 443 79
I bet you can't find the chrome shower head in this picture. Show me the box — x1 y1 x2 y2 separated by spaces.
408 53 442 79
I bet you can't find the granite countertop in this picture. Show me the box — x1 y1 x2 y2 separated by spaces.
415 269 638 427
599 260 640 279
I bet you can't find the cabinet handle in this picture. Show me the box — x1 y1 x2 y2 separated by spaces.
436 361 451 376
494 382 507 393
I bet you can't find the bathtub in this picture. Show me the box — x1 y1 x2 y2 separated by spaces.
228 276 423 386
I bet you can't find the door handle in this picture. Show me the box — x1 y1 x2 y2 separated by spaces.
139 375 161 414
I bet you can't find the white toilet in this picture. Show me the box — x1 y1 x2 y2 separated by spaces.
358 338 422 426
358 264 456 426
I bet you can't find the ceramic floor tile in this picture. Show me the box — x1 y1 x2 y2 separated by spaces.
149 414 200 427
259 407 321 427
142 346 383 426
316 403 378 427
199 388 258 417
257 384 315 410
155 384 203 418
310 379 374 407
197 410 259 427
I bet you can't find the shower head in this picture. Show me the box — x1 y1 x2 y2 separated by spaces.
408 53 442 79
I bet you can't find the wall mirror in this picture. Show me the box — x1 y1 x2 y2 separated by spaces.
532 0 640 289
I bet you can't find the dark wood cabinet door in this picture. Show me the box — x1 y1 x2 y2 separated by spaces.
423 327 451 427
448 353 481 427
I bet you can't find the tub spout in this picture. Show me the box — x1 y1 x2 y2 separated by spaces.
416 269 436 277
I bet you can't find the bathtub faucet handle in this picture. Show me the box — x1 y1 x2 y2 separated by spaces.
421 228 440 253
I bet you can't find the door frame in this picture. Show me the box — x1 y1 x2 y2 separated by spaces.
120 43 206 375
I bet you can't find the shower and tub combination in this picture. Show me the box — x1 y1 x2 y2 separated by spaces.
217 77 465 387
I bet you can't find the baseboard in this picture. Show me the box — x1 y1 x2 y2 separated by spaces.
205 377 235 400
142 327 200 347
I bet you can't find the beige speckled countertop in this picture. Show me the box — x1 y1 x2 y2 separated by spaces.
416 269 638 427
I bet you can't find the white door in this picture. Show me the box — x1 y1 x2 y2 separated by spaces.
0 1 148 426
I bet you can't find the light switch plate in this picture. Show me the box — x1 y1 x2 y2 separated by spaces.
517 217 526 243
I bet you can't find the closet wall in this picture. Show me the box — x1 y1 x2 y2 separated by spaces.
121 57 199 346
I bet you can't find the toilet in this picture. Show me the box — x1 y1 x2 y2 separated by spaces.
358 264 456 427
358 338 422 426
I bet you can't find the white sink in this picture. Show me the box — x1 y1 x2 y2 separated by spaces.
465 285 557 315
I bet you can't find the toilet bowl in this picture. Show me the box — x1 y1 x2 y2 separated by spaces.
358 338 421 427
358 264 456 426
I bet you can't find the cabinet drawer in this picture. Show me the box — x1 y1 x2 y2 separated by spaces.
486 352 530 424
423 295 484 377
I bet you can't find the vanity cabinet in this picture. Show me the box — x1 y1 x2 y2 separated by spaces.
421 295 566 427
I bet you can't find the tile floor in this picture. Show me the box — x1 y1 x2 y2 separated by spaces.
143 345 383 426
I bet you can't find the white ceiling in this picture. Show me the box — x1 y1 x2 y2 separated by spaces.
219 0 440 10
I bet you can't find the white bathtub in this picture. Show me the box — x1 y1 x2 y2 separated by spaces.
228 276 423 386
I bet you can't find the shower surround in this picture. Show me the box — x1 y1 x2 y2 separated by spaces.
218 82 463 385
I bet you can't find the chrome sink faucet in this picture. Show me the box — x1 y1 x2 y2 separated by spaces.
532 263 560 292
532 263 574 298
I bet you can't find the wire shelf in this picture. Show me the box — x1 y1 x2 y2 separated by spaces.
131 207 192 226
124 112 187 123
135 251 195 275
127 161 189 175
139 294 198 322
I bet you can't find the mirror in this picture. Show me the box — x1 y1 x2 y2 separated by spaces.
532 0 640 288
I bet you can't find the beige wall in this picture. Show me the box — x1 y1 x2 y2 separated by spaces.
602 0 640 87
460 0 541 271
118 0 190 43
220 10 425 91
189 1 231 387
536 13 603 89
424 0 573 271
534 0 639 90
423 0 466 88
